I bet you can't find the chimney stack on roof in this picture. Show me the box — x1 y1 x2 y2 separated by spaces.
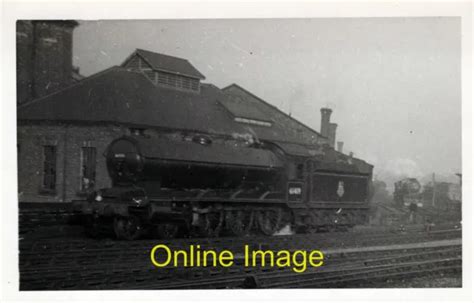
320 108 338 148
328 123 337 148
320 108 332 139
337 141 344 153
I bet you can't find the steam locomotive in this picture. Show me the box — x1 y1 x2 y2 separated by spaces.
393 178 422 207
73 134 373 240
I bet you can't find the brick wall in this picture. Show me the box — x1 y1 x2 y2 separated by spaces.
18 122 125 202
16 21 77 104
16 21 34 105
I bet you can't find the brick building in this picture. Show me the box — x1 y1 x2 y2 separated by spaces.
17 21 371 203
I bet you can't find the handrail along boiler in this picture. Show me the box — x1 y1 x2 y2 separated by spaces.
74 135 373 240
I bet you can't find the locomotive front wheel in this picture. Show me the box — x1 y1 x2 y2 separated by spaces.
198 211 224 238
226 210 254 237
154 223 179 239
114 216 143 240
256 208 282 236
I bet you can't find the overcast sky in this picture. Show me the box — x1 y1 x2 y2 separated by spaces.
73 18 461 184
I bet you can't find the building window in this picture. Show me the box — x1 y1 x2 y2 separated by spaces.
81 147 96 191
42 145 57 192
157 71 200 92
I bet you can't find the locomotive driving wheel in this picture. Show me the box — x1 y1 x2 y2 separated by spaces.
114 216 143 240
226 210 254 236
256 208 282 236
197 210 224 238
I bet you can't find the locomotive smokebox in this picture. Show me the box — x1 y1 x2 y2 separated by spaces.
106 137 145 184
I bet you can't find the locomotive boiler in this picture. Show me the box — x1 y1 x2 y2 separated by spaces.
73 134 372 240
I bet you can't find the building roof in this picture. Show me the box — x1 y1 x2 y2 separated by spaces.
271 141 324 157
18 66 242 136
18 67 324 147
219 93 273 122
316 146 373 175
18 61 372 172
221 84 324 146
220 84 373 171
125 49 205 79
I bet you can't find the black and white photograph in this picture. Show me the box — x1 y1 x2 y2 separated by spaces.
2 0 472 301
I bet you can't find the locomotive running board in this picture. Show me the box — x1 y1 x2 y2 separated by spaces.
287 202 369 209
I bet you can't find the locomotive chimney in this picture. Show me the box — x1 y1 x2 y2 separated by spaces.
337 141 344 153
320 108 332 139
348 151 354 164
328 123 337 148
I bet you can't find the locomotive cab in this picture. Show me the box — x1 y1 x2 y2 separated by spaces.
279 145 373 231
286 160 307 203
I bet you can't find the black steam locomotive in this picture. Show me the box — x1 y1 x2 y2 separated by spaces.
73 134 373 240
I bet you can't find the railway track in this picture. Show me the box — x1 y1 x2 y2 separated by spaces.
115 239 460 289
19 227 461 290
20 222 461 252
19 203 72 235
20 241 458 286
19 228 460 272
116 240 461 289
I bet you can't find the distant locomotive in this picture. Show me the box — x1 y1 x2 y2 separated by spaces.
73 134 373 240
393 178 422 207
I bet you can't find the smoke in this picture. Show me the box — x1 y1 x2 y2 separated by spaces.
383 158 423 178
375 157 459 193
374 158 422 192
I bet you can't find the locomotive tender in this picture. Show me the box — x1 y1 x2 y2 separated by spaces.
73 133 373 240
